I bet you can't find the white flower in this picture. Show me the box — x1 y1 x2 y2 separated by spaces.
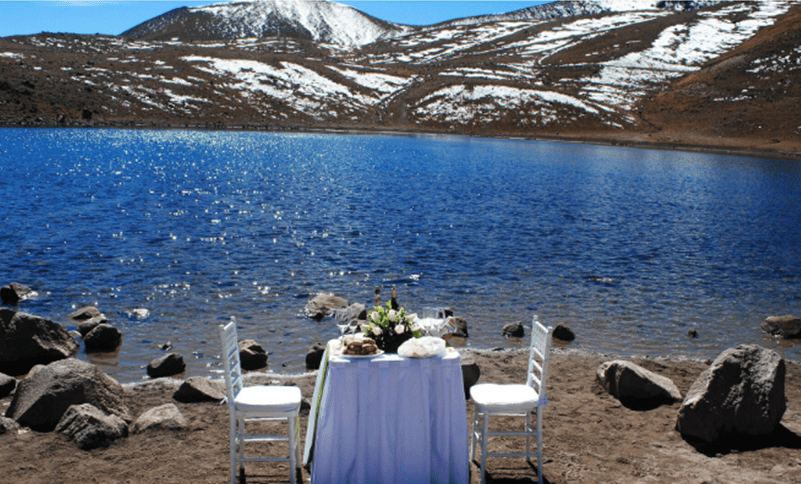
371 326 383 336
388 309 398 322
371 311 380 323
395 324 405 334
410 323 421 333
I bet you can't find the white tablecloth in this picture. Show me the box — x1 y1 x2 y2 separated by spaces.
305 341 468 484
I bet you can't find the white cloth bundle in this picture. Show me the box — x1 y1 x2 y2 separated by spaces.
398 336 446 358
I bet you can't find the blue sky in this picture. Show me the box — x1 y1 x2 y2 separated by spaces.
0 1 548 38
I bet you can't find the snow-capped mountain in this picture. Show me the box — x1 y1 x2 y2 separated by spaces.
2 0 800 157
122 0 411 47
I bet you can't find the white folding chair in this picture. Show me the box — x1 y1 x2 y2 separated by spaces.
220 318 302 484
470 315 553 484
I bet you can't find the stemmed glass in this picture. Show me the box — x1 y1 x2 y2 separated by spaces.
422 307 446 336
335 309 350 344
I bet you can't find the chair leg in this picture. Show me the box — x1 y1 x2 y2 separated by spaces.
229 412 237 484
480 412 489 484
238 415 246 479
469 406 477 461
537 409 544 484
289 415 297 484
525 411 532 462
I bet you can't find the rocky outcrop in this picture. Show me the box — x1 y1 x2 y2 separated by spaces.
5 358 129 431
0 372 15 398
597 360 682 408
239 339 268 370
553 323 575 341
0 283 34 305
131 403 187 433
761 315 801 339
303 293 349 321
0 309 80 376
55 403 128 450
83 324 122 353
676 345 786 444
172 377 225 403
502 321 525 338
146 353 186 378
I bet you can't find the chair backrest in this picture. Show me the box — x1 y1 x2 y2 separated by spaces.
220 318 244 403
526 315 554 401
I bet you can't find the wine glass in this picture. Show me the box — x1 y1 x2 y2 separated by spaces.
335 309 350 344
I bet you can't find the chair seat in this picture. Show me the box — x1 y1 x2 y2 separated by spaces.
235 385 302 413
471 383 539 414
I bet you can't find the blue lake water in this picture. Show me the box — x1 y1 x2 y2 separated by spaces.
1 128 799 382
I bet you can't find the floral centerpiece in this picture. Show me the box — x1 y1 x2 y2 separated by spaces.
362 302 422 353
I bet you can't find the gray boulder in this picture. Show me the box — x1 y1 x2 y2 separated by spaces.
304 293 349 321
0 372 15 398
0 309 80 376
55 403 128 450
761 315 801 339
5 358 129 431
597 360 682 407
173 377 225 403
83 324 122 353
131 403 187 433
676 344 786 444
502 321 525 338
0 283 34 306
146 353 186 378
239 339 268 370
0 416 21 435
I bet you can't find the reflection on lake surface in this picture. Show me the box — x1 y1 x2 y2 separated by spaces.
1 128 799 381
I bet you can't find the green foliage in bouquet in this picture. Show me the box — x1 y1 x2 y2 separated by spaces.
362 301 421 353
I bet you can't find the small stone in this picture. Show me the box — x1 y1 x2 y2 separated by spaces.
502 321 525 338
0 283 34 305
761 315 801 339
146 353 186 378
131 403 187 433
305 342 326 370
83 324 122 353
552 323 575 341
68 306 102 321
172 377 225 403
55 403 128 450
239 339 268 370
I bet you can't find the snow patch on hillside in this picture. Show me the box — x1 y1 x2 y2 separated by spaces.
578 0 794 114
414 84 599 125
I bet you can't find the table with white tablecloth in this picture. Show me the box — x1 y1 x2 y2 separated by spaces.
304 340 468 484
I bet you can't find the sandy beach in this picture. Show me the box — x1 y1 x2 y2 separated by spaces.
2 347 800 484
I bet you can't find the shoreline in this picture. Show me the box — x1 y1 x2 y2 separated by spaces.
5 345 801 484
2 123 800 162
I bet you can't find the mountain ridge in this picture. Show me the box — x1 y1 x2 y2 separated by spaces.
1 0 799 160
